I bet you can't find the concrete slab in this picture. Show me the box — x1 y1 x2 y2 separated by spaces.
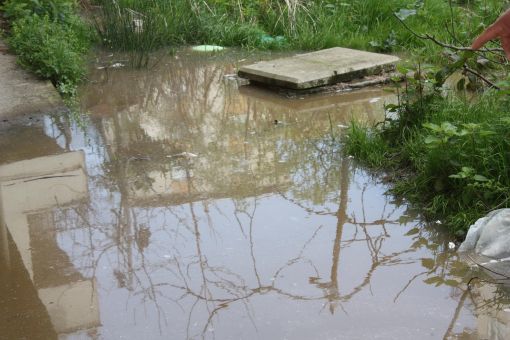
0 39 63 120
238 47 399 90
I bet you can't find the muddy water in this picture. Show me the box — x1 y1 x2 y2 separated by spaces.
1 50 510 340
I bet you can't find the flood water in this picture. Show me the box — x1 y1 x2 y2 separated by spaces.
1 50 510 340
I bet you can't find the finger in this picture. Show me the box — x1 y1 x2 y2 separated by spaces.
500 9 510 23
501 36 510 59
471 23 502 50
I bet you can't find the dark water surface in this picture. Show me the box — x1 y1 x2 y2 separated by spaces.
1 50 509 340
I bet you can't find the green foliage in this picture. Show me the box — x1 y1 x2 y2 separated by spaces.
94 0 270 53
2 0 77 22
344 61 510 236
2 0 91 95
91 0 503 60
344 123 392 169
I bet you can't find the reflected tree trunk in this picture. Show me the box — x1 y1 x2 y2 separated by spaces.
0 208 10 270
326 156 350 313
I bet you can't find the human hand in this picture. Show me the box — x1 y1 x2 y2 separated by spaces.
471 9 510 59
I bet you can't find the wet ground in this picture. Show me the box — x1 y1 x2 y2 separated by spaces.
1 49 510 340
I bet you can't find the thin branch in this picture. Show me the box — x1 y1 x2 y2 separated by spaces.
394 14 504 53
463 65 500 89
394 14 501 89
467 254 510 279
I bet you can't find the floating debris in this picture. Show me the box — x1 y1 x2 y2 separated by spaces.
98 62 126 69
192 45 225 52
260 34 286 46
448 242 456 250
167 152 198 159
132 19 144 34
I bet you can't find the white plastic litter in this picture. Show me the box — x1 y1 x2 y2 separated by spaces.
133 19 144 34
167 152 198 159
459 209 510 258
192 45 225 52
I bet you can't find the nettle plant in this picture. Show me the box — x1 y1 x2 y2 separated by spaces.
382 62 444 139
422 118 510 207
2 0 76 23
381 48 482 138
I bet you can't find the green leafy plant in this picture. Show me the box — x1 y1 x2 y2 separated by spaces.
2 0 76 22
8 14 90 92
3 0 91 95
345 62 510 235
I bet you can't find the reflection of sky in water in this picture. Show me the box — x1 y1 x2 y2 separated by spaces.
1 50 510 340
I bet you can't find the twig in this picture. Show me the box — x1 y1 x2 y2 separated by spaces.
463 65 500 89
467 254 510 279
394 13 501 89
394 14 504 53
443 18 508 66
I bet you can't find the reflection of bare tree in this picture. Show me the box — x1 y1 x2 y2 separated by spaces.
48 122 449 340
34 51 510 339
310 155 349 314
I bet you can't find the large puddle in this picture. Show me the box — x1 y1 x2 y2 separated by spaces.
1 50 510 339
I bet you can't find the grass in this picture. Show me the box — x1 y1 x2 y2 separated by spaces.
91 0 504 63
2 1 506 85
344 66 510 237
2 0 91 95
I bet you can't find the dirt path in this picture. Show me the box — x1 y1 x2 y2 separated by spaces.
0 39 63 121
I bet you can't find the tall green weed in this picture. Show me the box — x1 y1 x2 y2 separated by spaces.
92 0 504 62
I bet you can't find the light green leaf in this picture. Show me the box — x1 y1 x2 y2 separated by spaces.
395 8 417 21
473 175 489 182
424 135 441 144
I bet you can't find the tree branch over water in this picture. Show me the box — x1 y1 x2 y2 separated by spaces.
394 14 501 89
394 14 504 53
